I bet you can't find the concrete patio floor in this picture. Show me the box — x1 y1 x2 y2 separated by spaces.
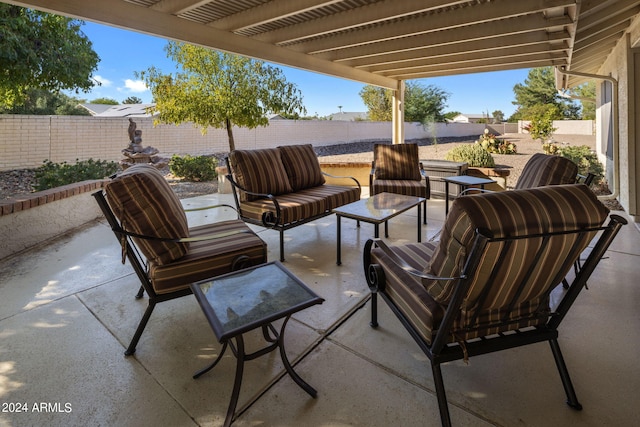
1 190 639 427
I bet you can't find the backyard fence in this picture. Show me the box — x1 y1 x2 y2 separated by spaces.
0 115 590 171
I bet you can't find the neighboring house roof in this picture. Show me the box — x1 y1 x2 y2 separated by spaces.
451 113 492 123
326 112 368 121
79 103 156 117
78 103 115 115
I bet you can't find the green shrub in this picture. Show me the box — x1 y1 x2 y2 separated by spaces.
542 142 560 155
476 129 517 154
445 144 495 168
169 155 217 181
35 158 119 191
558 145 604 184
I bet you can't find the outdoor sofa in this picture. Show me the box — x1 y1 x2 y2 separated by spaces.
226 144 361 261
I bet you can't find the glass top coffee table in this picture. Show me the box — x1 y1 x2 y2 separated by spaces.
191 261 324 427
333 192 426 265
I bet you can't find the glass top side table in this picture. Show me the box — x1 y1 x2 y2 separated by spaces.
443 175 495 215
191 261 324 427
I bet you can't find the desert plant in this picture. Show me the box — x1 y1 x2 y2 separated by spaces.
476 129 517 154
34 158 119 191
445 144 495 168
169 155 217 181
542 142 560 155
558 145 604 184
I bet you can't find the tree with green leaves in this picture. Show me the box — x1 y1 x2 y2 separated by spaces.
123 96 143 104
0 88 90 115
492 110 504 123
0 4 99 109
138 42 306 152
90 97 119 105
359 85 392 121
359 81 449 123
571 81 596 120
509 67 580 121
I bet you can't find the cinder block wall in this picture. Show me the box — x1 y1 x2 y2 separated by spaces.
1 115 590 171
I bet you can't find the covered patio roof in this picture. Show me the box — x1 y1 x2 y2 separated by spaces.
7 0 640 90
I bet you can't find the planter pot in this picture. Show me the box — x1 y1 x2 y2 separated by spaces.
215 166 232 194
467 167 510 190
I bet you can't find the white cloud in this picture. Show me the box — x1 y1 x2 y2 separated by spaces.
93 75 113 87
123 79 148 93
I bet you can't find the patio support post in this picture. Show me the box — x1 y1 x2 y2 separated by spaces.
392 80 405 144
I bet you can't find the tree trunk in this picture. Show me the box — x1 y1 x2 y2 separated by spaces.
225 118 235 152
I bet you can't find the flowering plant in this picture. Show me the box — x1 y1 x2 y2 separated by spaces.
475 129 517 154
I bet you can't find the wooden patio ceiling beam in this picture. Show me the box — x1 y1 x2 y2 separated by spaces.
392 59 567 80
364 43 569 75
344 31 569 69
254 0 575 47
209 0 343 32
315 15 572 62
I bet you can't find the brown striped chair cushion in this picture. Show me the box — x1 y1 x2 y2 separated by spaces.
426 184 609 304
371 184 609 344
374 143 422 180
278 144 325 191
105 164 189 265
239 185 360 225
148 219 267 294
515 153 579 189
372 179 428 198
370 241 443 345
229 148 293 201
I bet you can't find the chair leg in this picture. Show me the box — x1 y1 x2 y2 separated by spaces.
423 200 427 224
125 300 156 356
370 293 378 328
135 285 144 299
279 229 285 262
431 362 452 427
549 338 583 410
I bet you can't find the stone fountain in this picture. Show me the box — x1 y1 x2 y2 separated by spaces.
120 118 168 169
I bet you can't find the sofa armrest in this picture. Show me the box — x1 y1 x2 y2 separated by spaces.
225 173 283 227
321 171 362 191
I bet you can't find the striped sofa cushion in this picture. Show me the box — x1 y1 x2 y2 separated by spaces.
105 164 189 265
229 148 293 201
515 153 579 189
374 143 422 181
239 185 360 225
148 219 267 294
278 144 325 191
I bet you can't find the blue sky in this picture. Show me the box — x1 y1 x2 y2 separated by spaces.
78 21 529 118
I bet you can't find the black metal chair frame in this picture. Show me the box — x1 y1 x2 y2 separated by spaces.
93 190 260 356
364 214 626 427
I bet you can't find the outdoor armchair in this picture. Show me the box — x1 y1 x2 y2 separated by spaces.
93 164 267 356
363 184 625 427
370 143 430 225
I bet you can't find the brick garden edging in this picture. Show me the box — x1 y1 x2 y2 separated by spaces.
0 179 108 216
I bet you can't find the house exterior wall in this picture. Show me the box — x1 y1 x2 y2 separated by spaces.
597 24 640 221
